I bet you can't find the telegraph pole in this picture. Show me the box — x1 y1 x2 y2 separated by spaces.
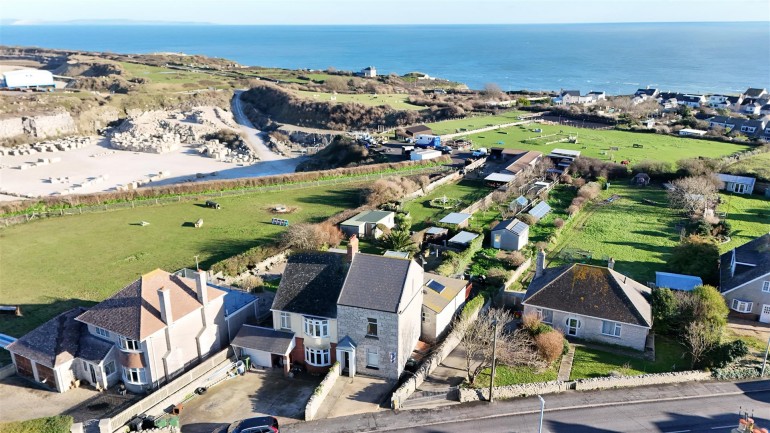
538 395 545 433
489 319 498 403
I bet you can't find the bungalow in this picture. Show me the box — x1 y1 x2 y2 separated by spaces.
271 237 424 380
340 210 395 239
718 173 756 195
421 273 472 343
654 272 703 291
719 233 770 323
523 251 652 351
6 269 238 393
490 218 529 251
439 212 472 229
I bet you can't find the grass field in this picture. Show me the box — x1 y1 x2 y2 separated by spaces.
426 110 528 135
569 337 690 380
723 152 770 182
718 192 770 252
292 90 423 110
462 122 752 164
474 361 559 387
403 179 494 231
549 184 682 283
119 62 233 90
0 183 363 342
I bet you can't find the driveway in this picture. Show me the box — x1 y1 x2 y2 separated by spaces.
179 368 321 433
314 375 394 420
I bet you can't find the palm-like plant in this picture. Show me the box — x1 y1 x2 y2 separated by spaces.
379 229 417 254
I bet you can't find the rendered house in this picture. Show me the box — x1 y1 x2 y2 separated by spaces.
523 251 653 351
420 273 471 343
717 174 756 195
491 218 529 251
270 237 424 380
7 269 234 393
340 210 395 239
720 233 770 323
552 90 604 105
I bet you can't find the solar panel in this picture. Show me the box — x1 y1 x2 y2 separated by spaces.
426 279 446 293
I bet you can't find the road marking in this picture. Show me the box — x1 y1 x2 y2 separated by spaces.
665 430 690 433
711 426 735 430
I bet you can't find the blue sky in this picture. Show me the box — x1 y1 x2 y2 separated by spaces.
3 0 769 25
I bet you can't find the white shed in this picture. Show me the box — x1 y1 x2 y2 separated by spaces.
410 149 442 161
3 69 55 89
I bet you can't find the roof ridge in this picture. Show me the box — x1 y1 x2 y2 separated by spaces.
607 268 650 327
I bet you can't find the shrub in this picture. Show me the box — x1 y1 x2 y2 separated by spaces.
486 267 511 287
704 340 749 369
505 251 527 268
711 366 760 381
518 213 537 226
559 174 573 184
577 182 601 200
572 178 586 188
567 204 580 217
0 416 73 433
238 275 264 292
521 312 541 333
562 338 571 355
535 331 565 363
553 218 565 229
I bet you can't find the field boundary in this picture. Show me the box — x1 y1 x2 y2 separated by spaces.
0 165 450 228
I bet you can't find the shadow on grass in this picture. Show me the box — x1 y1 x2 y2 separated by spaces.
196 236 279 270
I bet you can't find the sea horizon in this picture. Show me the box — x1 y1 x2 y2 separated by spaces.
2 22 768 94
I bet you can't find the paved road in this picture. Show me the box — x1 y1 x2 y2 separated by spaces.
385 391 770 433
286 380 770 433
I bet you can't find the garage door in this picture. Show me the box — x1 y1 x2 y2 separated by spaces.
35 364 56 389
240 348 272 368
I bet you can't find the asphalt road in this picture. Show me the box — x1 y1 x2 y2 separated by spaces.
384 391 770 433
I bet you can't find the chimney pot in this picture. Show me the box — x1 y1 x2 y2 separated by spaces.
608 257 615 270
535 249 546 279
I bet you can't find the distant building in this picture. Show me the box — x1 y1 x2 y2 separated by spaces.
2 69 55 89
361 66 377 78
743 88 768 99
397 124 433 140
679 128 707 137
717 174 756 195
552 90 605 105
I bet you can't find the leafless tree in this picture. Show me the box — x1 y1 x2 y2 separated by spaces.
667 175 724 218
456 308 539 386
683 321 719 368
483 82 503 97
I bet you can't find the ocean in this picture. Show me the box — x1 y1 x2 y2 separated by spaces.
1 22 768 94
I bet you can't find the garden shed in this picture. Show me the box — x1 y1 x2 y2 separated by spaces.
447 231 479 249
439 212 472 229
491 218 530 251
717 173 755 195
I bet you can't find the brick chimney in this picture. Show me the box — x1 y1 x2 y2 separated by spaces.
347 235 359 262
535 249 546 279
608 257 615 270
195 270 208 305
158 287 173 325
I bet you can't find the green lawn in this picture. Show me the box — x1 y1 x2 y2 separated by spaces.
291 90 423 111
403 179 493 231
569 337 690 380
119 62 232 88
718 192 770 252
722 151 770 182
475 361 559 387
426 110 528 135
528 186 576 244
0 184 363 342
462 122 752 164
549 184 682 283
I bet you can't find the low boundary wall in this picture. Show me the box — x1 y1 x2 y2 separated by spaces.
305 361 341 421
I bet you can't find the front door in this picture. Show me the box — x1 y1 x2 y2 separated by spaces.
567 318 580 336
85 362 98 386
735 183 746 194
760 304 770 324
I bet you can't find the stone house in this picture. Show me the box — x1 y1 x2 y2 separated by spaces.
491 218 529 251
420 273 471 344
522 251 653 351
270 236 424 380
6 269 241 393
720 233 770 323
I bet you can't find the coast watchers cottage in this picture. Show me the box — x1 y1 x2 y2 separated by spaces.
6 269 258 393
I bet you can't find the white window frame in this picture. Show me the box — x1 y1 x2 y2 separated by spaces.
762 281 770 293
536 308 553 324
119 336 141 352
366 347 379 368
104 360 117 377
601 320 622 338
366 318 378 337
731 299 753 313
304 347 330 367
123 367 146 385
280 312 292 330
94 327 110 339
303 317 329 338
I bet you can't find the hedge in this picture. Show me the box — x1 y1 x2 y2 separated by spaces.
0 416 73 433
435 233 485 277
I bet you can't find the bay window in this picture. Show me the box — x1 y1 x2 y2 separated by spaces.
304 317 329 338
304 347 330 366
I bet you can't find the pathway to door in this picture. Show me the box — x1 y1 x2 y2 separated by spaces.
557 343 576 381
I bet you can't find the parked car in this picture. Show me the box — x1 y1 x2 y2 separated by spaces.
215 416 280 433
471 147 488 158
436 145 453 154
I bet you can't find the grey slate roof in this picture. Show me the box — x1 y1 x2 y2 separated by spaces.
6 307 88 368
77 335 114 363
231 325 295 355
720 233 770 293
338 253 412 313
524 264 652 327
272 252 347 318
744 88 767 98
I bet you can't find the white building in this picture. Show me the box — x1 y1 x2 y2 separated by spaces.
2 69 55 89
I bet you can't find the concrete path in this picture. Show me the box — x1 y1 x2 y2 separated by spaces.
284 379 770 433
314 375 393 420
557 343 575 381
